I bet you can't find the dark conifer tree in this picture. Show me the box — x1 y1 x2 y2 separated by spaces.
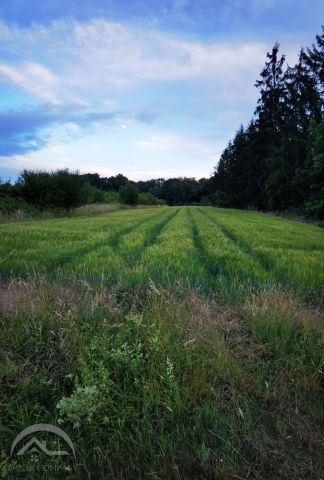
255 43 287 141
212 28 323 217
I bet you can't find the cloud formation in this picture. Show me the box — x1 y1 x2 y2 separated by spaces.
0 104 118 155
0 62 59 103
0 18 278 161
0 14 306 180
135 132 212 154
0 19 268 105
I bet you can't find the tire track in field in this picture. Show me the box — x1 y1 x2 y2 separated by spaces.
197 208 288 285
186 208 221 283
45 210 168 270
116 208 180 266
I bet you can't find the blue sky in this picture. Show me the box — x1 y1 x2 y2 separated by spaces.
0 0 322 181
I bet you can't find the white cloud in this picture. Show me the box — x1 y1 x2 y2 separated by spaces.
63 122 81 132
0 147 211 180
0 19 272 106
172 0 190 9
0 18 302 178
134 131 223 158
135 133 199 151
0 148 115 177
0 61 59 103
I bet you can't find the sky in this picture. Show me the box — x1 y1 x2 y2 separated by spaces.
0 0 322 182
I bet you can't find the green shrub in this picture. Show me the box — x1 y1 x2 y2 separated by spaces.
16 169 93 210
102 191 120 203
119 184 139 205
138 192 165 205
0 194 40 215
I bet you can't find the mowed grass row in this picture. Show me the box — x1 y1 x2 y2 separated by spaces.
199 207 324 297
58 208 180 283
0 206 323 297
187 209 275 296
0 207 170 277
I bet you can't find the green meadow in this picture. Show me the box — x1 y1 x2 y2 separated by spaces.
1 206 323 295
0 207 323 479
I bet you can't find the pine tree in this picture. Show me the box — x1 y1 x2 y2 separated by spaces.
255 43 287 141
211 29 323 217
301 26 324 103
304 120 324 218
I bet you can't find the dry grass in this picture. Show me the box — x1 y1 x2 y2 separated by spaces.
0 279 83 315
0 280 323 479
69 203 122 216
245 291 324 330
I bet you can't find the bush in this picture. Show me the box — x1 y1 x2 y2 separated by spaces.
16 169 93 210
103 191 120 204
0 195 39 215
119 184 139 205
210 190 231 207
138 192 165 205
199 196 213 206
84 184 105 204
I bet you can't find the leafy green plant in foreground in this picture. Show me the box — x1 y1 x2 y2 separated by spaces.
0 279 323 479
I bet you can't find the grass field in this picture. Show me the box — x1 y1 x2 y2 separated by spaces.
0 206 323 479
1 206 323 295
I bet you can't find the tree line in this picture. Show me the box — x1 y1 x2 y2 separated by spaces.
83 174 212 206
0 171 212 213
0 170 167 213
212 28 324 218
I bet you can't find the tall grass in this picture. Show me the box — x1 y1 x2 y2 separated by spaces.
0 206 323 297
0 279 323 479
